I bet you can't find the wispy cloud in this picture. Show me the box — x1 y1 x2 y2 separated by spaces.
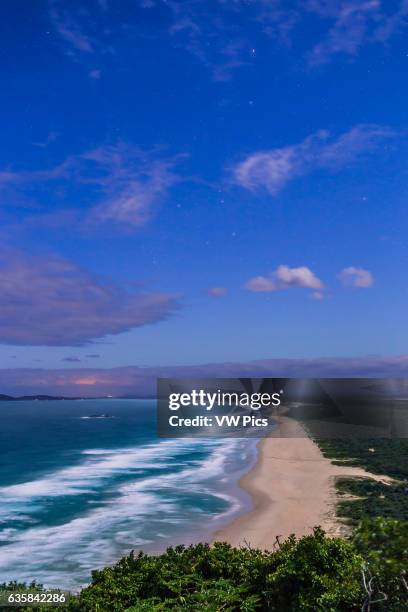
0 159 71 189
47 0 114 80
48 0 95 54
83 144 184 228
374 0 408 43
62 356 81 362
207 286 228 297
89 68 102 79
307 0 381 66
142 1 408 75
0 142 184 230
310 290 324 300
307 0 408 65
259 0 408 66
159 1 253 81
47 1 408 76
232 124 395 195
0 249 179 346
32 131 59 149
245 265 323 292
339 266 374 288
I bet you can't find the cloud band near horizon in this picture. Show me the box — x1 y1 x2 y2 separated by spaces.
1 355 408 396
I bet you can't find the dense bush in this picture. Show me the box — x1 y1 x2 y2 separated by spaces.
1 519 407 611
335 477 408 524
352 517 408 610
317 439 408 481
72 528 363 611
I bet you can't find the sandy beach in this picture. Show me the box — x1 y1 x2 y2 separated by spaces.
214 417 392 549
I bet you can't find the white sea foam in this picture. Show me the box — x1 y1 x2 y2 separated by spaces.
0 487 162 590
0 439 214 499
0 438 248 590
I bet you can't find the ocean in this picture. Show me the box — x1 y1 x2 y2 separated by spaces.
0 400 257 591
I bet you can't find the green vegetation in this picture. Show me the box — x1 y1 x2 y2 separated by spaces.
317 439 408 480
335 477 408 524
316 439 408 525
1 439 407 610
1 519 407 611
73 530 363 611
353 517 408 610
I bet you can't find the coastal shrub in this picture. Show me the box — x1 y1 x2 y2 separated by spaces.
317 439 408 481
335 477 408 524
315 439 408 525
71 543 270 611
262 527 363 610
2 520 407 611
352 517 408 610
68 530 364 611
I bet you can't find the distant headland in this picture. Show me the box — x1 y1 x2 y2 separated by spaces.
0 394 154 401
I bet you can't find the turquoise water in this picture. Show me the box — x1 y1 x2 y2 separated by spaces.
0 400 256 591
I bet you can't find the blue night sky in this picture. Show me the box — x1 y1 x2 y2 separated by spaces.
1 0 408 389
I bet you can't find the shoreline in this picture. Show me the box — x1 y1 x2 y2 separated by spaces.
214 417 392 549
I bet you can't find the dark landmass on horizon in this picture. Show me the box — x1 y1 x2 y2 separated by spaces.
0 394 155 401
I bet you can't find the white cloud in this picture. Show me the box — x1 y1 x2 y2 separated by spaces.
339 266 374 288
310 291 324 300
232 124 395 195
207 286 228 297
232 147 297 195
245 276 277 292
245 265 323 292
